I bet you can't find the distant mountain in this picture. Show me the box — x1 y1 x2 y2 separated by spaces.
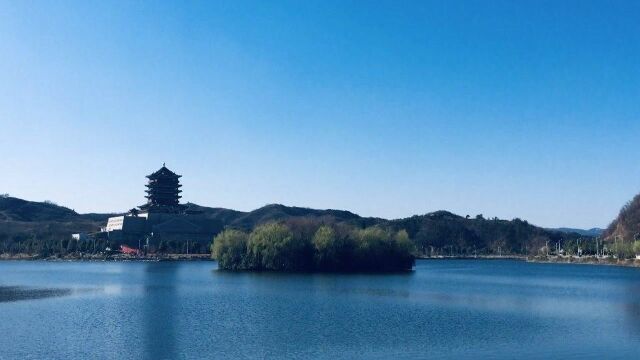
549 228 604 237
0 196 586 256
603 193 640 241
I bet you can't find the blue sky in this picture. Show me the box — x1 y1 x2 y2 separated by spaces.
1 0 639 228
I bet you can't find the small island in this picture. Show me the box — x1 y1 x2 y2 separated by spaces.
211 223 415 272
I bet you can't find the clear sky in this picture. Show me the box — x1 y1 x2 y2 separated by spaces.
1 0 639 228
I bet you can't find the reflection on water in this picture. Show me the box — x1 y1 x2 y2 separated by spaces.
142 263 178 360
0 285 71 302
625 283 640 335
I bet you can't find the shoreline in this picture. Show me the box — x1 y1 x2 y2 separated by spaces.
417 255 640 268
417 255 527 261
3 254 639 268
0 253 213 262
525 255 640 268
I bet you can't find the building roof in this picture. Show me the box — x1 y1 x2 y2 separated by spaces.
146 164 181 179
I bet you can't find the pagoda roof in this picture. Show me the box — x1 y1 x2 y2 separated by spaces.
146 165 181 179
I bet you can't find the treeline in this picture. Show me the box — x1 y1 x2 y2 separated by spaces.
0 236 112 257
0 220 98 256
603 241 640 259
0 236 209 257
212 221 415 272
1 195 611 259
0 223 209 257
530 237 640 259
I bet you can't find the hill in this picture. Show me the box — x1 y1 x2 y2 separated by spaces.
0 196 116 222
0 196 115 255
0 197 79 222
0 196 585 257
226 204 380 230
603 193 640 241
389 211 570 256
185 203 382 230
183 203 246 224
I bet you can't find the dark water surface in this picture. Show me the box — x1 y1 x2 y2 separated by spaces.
0 260 639 359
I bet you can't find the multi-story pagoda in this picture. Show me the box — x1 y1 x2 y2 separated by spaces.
139 163 185 213
98 164 215 250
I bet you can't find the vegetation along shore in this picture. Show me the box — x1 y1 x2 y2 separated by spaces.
3 191 640 270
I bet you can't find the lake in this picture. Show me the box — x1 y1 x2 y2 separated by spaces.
0 260 639 359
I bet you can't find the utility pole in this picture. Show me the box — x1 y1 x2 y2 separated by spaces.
577 238 582 257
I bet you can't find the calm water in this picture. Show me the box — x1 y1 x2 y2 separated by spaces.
0 260 639 359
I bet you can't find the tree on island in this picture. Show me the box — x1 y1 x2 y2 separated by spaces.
211 222 416 272
211 229 249 270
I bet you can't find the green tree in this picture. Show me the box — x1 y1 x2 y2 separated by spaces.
211 229 249 270
394 229 415 256
247 223 313 271
351 226 414 271
313 225 336 267
313 225 356 271
612 241 634 259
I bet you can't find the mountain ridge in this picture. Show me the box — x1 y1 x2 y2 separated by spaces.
548 227 604 237
0 195 587 256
